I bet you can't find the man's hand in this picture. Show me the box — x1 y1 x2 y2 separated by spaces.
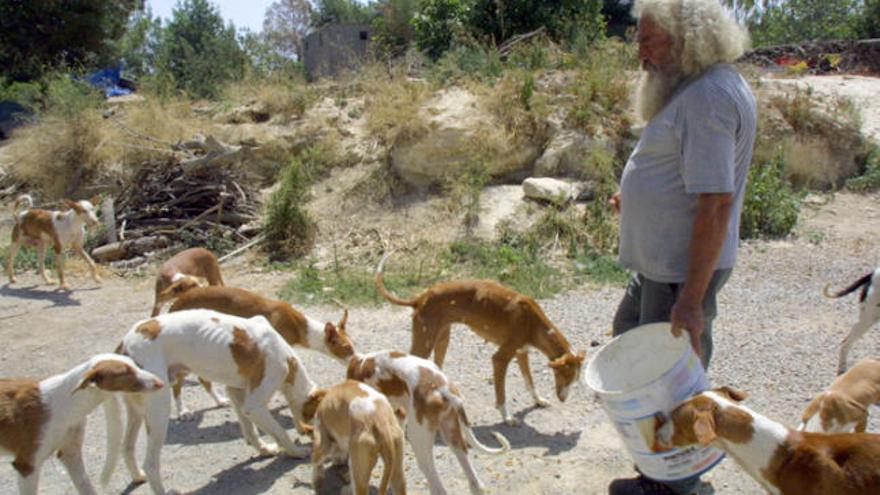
609 191 621 213
670 296 704 358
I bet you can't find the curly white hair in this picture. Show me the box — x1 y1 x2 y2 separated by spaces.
633 0 750 77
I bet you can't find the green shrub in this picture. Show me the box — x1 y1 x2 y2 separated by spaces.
412 0 472 59
748 0 865 46
846 146 880 192
263 159 317 260
741 149 801 239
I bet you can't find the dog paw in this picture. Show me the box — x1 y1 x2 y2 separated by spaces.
132 471 147 483
504 416 521 426
215 397 231 407
534 397 551 408
176 410 195 422
258 442 281 456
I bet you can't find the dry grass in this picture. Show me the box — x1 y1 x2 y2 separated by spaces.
360 65 431 148
222 76 318 124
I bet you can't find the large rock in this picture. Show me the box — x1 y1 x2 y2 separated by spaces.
534 129 615 178
522 177 585 205
390 88 543 188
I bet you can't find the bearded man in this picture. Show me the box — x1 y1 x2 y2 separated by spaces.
607 0 757 494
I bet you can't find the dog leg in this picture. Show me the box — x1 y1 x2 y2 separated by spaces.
142 389 175 495
409 316 435 359
515 349 550 408
311 422 330 491
432 325 452 368
349 431 379 495
36 243 54 285
226 387 278 455
122 396 147 483
408 422 446 495
52 245 68 290
838 320 874 374
199 377 230 408
240 383 309 458
491 345 518 425
74 243 101 284
57 424 97 495
441 421 485 495
16 468 40 495
171 372 194 421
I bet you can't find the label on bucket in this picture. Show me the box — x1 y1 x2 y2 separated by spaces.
586 323 725 481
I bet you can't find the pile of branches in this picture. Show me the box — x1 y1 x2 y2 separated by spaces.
101 135 263 262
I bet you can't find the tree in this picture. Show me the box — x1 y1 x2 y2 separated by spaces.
469 0 605 45
263 0 313 60
116 6 163 79
0 0 141 81
155 0 246 98
747 0 865 46
311 0 374 27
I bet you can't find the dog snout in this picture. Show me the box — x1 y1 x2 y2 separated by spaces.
149 378 165 390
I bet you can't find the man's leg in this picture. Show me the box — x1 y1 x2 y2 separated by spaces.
609 270 731 495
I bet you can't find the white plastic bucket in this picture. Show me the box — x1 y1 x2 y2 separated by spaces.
584 322 724 481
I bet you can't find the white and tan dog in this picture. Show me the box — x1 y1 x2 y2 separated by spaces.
824 269 880 374
346 350 510 495
150 247 225 317
0 354 164 495
304 380 406 495
800 357 880 433
6 194 102 289
113 309 321 495
654 387 880 495
375 253 585 425
160 280 355 420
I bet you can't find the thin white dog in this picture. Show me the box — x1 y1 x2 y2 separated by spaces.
112 309 320 495
6 194 102 289
0 354 164 495
824 268 880 374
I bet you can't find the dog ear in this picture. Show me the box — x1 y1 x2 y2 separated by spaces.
693 411 717 446
324 322 339 343
88 195 101 206
337 307 348 331
73 369 98 394
715 386 748 403
62 198 78 210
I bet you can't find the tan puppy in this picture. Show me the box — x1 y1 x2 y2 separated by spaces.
6 194 102 289
151 247 225 316
654 387 880 495
375 253 585 425
800 357 880 433
161 281 355 419
303 380 406 495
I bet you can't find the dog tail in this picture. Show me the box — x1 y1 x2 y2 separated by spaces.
823 272 873 302
374 251 419 307
100 395 124 486
456 402 511 455
10 194 32 225
376 421 406 495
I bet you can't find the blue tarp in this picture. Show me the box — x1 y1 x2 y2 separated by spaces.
86 66 134 97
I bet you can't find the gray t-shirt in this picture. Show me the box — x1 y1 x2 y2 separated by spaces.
618 64 757 283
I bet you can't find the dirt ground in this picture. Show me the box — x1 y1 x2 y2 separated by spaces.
2 73 880 494
1 190 879 495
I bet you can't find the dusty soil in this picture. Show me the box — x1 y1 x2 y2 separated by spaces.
1 73 880 494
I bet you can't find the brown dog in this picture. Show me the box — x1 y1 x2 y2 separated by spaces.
151 247 225 316
375 253 585 425
800 357 880 433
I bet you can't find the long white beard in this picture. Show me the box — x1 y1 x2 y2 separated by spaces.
634 69 685 122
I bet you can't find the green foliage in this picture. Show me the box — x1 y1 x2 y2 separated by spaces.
430 42 503 82
846 146 880 192
572 247 629 286
179 227 237 256
469 0 605 46
861 0 880 38
154 0 247 99
0 79 43 112
0 245 57 273
263 158 317 260
371 0 420 57
116 6 163 80
741 149 801 239
238 30 305 80
0 0 139 81
43 75 103 119
748 0 866 45
412 0 472 59
312 0 374 27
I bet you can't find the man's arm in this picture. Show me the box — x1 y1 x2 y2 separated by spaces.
670 192 734 356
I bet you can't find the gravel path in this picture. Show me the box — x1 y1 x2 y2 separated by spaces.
1 191 879 494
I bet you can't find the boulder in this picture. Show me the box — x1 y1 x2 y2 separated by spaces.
522 177 585 205
390 88 543 188
534 129 614 178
